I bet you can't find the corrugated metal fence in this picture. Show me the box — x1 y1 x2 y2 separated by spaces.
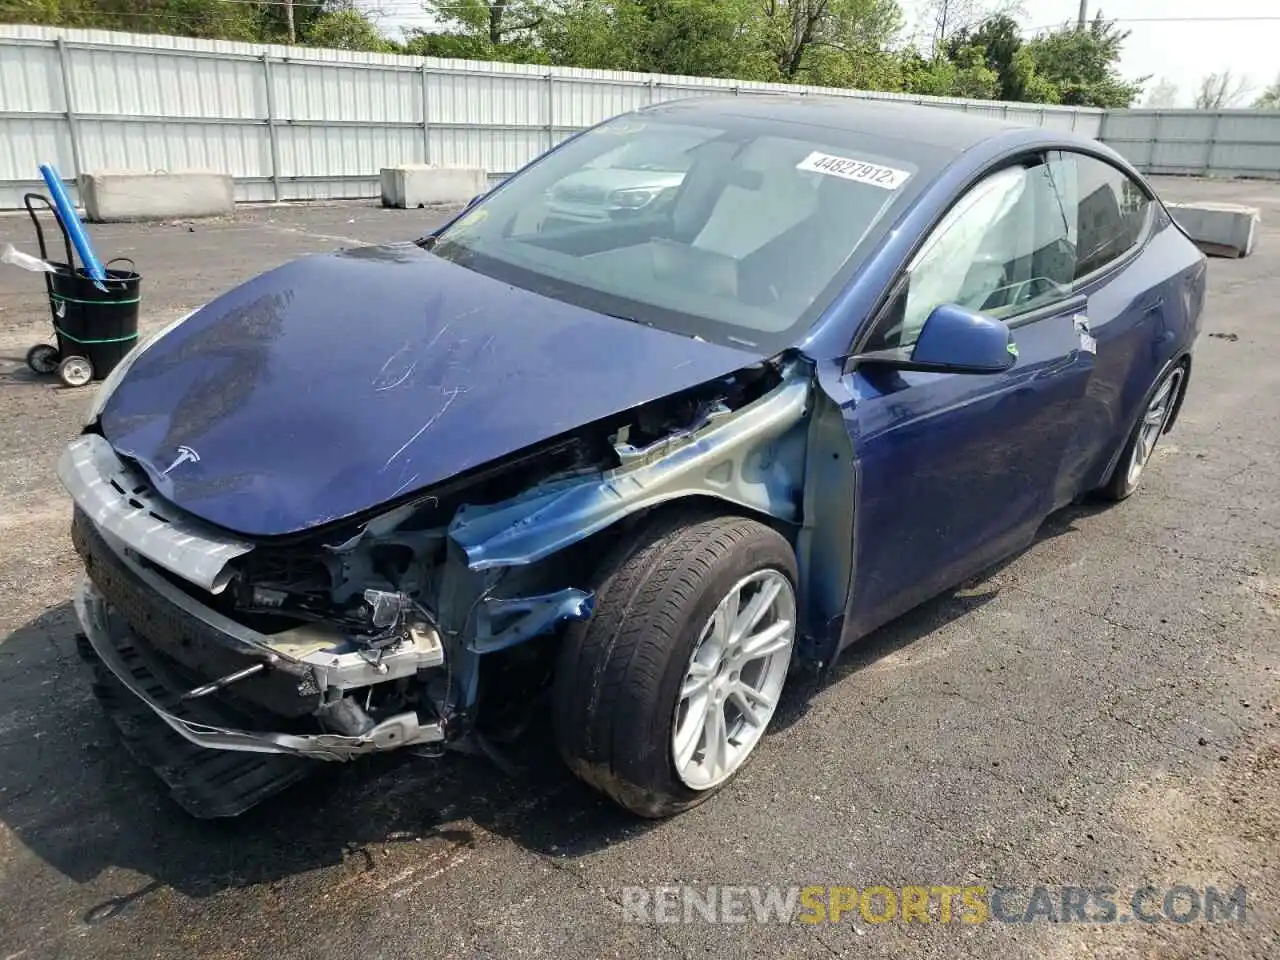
3 25 1277 210
1099 109 1280 180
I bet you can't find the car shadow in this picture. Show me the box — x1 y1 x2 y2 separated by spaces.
771 496 1116 729
0 499 1116 905
0 601 655 906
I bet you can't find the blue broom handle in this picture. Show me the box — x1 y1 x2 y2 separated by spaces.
39 163 106 284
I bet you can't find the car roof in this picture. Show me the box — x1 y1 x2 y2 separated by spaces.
642 94 1030 154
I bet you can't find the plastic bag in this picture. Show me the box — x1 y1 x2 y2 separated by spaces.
1 243 58 273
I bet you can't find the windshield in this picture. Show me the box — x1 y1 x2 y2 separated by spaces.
429 110 920 352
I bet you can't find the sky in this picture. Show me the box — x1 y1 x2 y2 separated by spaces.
1014 0 1280 105
378 0 1280 109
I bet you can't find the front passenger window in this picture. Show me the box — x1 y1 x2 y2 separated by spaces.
875 159 1076 350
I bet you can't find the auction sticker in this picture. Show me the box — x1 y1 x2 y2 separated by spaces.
796 151 912 190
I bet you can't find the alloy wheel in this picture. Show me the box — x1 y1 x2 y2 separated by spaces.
672 568 795 790
1126 367 1184 488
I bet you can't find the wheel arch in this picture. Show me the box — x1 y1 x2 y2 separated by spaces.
1097 349 1193 490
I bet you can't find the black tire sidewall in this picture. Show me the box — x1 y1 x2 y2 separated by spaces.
603 519 798 812
26 343 59 374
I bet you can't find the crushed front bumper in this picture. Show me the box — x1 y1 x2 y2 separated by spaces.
60 434 451 814
75 578 445 763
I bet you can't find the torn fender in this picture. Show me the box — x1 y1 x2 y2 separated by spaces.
449 370 812 570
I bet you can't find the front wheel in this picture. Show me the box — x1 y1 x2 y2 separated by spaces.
553 512 798 818
1099 362 1185 501
57 354 95 388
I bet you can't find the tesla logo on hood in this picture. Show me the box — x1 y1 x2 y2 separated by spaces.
160 445 201 476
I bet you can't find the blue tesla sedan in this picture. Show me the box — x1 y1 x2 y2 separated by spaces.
61 96 1205 819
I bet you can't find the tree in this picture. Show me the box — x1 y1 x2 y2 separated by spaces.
917 0 988 57
422 0 549 46
1193 70 1252 109
759 0 904 82
304 8 394 51
946 12 1055 103
1255 75 1280 110
1 0 391 46
1144 77 1178 108
4 0 263 40
1025 13 1145 108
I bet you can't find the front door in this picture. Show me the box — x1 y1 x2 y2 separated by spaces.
840 157 1097 639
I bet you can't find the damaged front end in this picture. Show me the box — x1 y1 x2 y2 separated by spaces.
63 356 814 817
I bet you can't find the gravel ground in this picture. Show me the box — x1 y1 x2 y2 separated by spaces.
0 180 1276 959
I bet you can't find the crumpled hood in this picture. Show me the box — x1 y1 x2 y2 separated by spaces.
99 243 757 538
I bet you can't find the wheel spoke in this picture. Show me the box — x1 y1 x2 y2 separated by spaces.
736 618 793 664
702 700 729 778
729 577 783 645
671 568 796 791
702 592 737 660
674 695 709 769
680 661 714 700
729 684 775 728
1151 377 1177 410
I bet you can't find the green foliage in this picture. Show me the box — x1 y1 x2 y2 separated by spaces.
0 0 385 45
901 45 996 100
1023 14 1145 108
1256 77 1280 110
3 0 1142 110
422 0 547 46
304 9 394 51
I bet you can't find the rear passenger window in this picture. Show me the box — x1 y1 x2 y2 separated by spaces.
1049 152 1153 279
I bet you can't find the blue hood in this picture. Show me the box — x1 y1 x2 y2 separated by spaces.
99 243 758 538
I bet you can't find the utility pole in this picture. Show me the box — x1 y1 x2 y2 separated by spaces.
1077 0 1087 30
285 0 296 44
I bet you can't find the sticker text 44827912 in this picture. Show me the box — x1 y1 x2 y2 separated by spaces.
795 151 912 191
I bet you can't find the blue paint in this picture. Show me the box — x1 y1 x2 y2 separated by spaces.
98 242 758 537
471 588 595 654
91 100 1206 659
822 189 1204 649
908 304 1015 373
39 163 106 285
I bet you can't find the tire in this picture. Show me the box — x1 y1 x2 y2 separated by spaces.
553 510 798 818
26 343 60 375
1098 361 1186 501
57 354 95 388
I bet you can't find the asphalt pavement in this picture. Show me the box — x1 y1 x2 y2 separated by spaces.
0 181 1276 959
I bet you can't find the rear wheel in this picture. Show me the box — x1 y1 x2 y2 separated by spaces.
26 343 60 375
553 512 798 818
1099 363 1185 501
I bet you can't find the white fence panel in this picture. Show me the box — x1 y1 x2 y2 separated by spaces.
9 25 1277 210
1101 109 1280 179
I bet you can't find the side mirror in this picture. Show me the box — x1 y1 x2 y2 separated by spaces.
849 303 1016 375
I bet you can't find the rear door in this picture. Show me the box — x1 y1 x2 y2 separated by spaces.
842 155 1097 638
1041 150 1170 502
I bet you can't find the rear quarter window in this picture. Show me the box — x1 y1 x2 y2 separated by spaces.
1052 152 1153 279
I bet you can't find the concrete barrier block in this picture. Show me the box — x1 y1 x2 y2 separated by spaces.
79 171 234 223
380 166 487 208
1167 202 1260 258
